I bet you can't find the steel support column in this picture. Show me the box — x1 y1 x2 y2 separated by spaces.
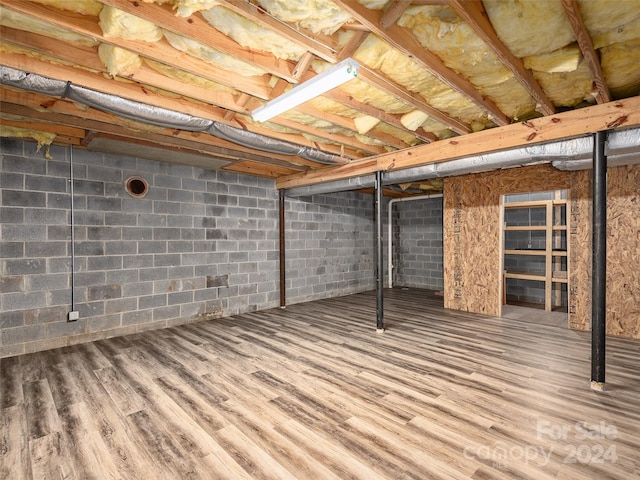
279 189 286 308
375 171 384 332
591 130 607 391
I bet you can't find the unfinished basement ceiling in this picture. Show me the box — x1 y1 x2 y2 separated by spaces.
1 0 640 194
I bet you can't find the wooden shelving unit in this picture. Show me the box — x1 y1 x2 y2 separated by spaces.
502 194 568 311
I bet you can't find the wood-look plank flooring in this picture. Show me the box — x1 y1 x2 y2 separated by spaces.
2 288 639 479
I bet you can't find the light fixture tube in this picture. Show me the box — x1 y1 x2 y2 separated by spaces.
251 58 360 122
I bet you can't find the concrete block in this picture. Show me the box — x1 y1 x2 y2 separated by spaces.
167 265 195 279
183 230 207 244
139 241 167 254
194 288 218 302
46 319 86 339
182 177 206 192
206 229 228 241
154 201 180 215
88 256 123 271
153 228 181 241
121 255 153 269
74 241 105 256
105 212 137 226
139 267 168 282
0 310 24 329
152 305 180 322
137 293 166 312
5 259 46 276
1 207 26 224
105 297 137 314
2 155 46 175
104 241 137 255
88 284 122 301
154 174 182 189
122 309 153 326
168 215 193 228
87 165 122 183
121 198 153 214
87 196 121 212
167 241 193 254
26 175 67 193
0 173 25 192
25 208 67 226
87 314 122 333
168 189 194 203
121 227 152 241
27 273 68 292
75 270 106 287
2 324 47 345
168 291 193 305
0 276 24 293
138 214 167 228
3 190 46 207
25 241 67 257
106 269 140 286
154 254 181 267
77 301 105 318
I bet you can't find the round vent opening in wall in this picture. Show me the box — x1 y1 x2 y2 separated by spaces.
125 176 149 198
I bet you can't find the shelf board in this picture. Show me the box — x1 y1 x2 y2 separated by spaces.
504 249 567 256
504 225 547 231
504 199 566 209
505 271 568 283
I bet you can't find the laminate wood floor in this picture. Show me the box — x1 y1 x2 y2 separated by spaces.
2 288 639 479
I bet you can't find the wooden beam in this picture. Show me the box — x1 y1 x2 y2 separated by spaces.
0 89 317 168
358 65 471 134
560 0 611 104
332 0 511 126
99 0 299 82
276 95 640 189
1 0 273 99
380 0 412 30
0 26 243 114
215 0 339 63
448 0 556 116
338 31 369 60
0 51 370 159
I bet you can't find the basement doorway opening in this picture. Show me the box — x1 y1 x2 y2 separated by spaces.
501 189 569 328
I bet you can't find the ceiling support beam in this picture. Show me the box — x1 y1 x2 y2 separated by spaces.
448 0 556 116
332 0 510 126
276 95 640 189
560 0 611 104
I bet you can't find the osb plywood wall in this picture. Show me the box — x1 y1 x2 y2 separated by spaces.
570 166 640 338
443 163 640 338
443 164 570 316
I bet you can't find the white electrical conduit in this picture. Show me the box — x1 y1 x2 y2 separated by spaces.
388 194 443 289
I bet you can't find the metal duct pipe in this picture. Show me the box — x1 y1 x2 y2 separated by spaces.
383 165 437 185
285 174 376 197
552 152 640 171
381 128 640 184
0 66 347 165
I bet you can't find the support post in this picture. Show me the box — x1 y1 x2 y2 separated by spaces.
279 189 286 308
591 130 607 391
375 171 384 332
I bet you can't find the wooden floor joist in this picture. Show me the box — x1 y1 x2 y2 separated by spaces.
1 288 639 479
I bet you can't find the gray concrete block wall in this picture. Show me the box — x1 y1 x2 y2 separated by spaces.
1 139 285 357
392 197 444 291
285 192 375 303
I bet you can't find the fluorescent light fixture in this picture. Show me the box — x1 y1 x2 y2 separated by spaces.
251 58 360 122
